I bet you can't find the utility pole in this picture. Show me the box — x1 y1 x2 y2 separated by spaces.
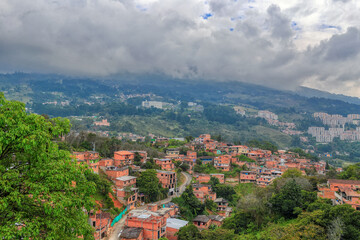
99 208 108 240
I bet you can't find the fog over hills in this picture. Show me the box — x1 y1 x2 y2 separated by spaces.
1 0 360 96
2 73 360 116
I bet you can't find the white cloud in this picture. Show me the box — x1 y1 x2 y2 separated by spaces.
0 0 360 95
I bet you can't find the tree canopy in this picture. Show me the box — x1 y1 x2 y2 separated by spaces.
136 169 167 202
0 93 96 239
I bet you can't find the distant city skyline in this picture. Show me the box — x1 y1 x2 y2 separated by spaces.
1 0 360 96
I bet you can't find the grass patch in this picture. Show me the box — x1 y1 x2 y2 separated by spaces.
234 183 257 197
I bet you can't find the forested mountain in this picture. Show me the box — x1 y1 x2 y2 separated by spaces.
1 73 360 115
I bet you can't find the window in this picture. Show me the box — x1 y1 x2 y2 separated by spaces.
93 221 96 227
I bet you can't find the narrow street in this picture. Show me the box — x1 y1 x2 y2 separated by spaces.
107 172 192 240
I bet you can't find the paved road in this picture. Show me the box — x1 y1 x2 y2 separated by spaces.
107 172 192 240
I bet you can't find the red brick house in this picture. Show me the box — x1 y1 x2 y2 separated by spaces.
214 155 231 172
155 159 175 171
208 215 225 227
114 151 135 166
240 171 257 183
193 215 211 229
114 176 138 209
89 212 112 240
115 176 137 188
125 210 167 240
196 173 225 184
214 198 228 212
187 151 197 159
105 166 129 180
156 170 177 195
72 151 100 173
192 184 216 202
99 158 114 167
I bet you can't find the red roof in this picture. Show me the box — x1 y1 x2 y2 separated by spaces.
328 179 360 185
114 151 134 155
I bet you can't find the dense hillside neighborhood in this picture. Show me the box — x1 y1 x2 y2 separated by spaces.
70 133 360 240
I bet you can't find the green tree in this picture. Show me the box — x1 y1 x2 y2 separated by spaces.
134 152 142 165
200 228 237 240
208 176 220 189
180 162 190 172
281 168 303 178
215 184 236 202
237 155 255 162
185 136 194 143
204 199 217 211
137 169 166 202
142 157 161 170
176 224 201 240
222 210 254 234
269 179 302 219
339 163 360 180
0 93 96 239
172 186 205 220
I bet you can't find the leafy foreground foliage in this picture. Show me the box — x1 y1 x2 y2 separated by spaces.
0 93 96 239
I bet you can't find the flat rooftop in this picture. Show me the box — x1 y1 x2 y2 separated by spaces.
116 176 137 181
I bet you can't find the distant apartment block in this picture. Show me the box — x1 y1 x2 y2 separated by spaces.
94 119 110 126
314 112 360 127
308 126 360 142
141 100 164 109
142 101 174 110
257 110 278 120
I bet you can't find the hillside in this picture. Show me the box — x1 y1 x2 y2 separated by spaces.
1 73 360 149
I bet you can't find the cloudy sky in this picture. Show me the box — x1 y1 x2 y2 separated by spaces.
1 0 360 96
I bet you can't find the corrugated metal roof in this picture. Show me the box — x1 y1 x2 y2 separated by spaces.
166 218 188 230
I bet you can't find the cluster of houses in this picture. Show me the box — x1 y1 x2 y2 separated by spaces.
118 203 225 240
72 150 179 239
161 134 327 188
318 179 360 211
71 133 358 240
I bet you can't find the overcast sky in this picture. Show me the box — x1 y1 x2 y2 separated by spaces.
1 0 360 96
